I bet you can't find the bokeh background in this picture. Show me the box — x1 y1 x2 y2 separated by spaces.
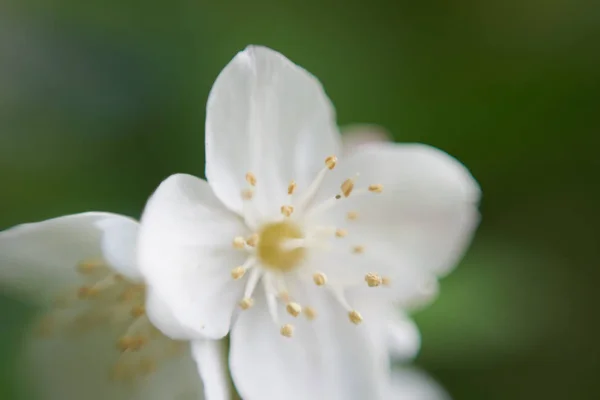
1 0 599 399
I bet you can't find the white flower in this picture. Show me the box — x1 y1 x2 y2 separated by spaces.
137 45 480 399
0 213 230 400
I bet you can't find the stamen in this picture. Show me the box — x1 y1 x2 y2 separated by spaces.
286 302 302 317
243 268 261 300
304 306 317 320
365 273 382 287
348 310 363 325
325 155 338 170
347 211 359 221
245 172 257 186
335 229 347 238
117 336 148 352
313 272 327 286
368 184 383 193
246 233 259 247
281 205 294 217
241 189 254 200
76 259 104 274
287 180 297 195
232 237 246 249
231 267 245 280
130 305 146 318
239 298 254 310
341 178 355 197
352 245 365 254
280 324 294 338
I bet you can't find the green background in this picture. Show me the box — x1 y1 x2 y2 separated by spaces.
1 0 599 398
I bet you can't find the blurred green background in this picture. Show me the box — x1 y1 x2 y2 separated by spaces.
1 0 599 399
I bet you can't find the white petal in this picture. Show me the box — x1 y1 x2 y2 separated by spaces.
205 45 341 217
0 212 141 304
138 174 248 339
230 285 389 400
312 143 481 283
19 313 204 400
192 340 231 400
387 312 421 362
340 124 391 156
388 369 451 400
96 215 141 279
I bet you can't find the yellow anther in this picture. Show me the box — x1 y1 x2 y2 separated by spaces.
286 302 302 317
130 305 146 318
348 310 363 325
335 228 347 238
352 245 365 254
76 259 104 274
288 180 297 195
241 189 254 200
313 272 327 286
347 211 359 221
281 205 294 217
341 178 355 197
368 184 383 193
231 266 246 280
304 306 317 320
117 336 147 352
280 324 294 338
382 276 391 286
245 172 257 186
325 155 337 170
239 298 254 310
246 233 259 247
365 273 382 287
233 237 246 249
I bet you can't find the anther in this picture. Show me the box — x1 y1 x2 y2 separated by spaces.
239 298 254 310
304 306 317 320
231 266 246 280
245 172 257 186
325 155 338 170
246 233 259 247
286 302 302 317
241 189 254 200
365 273 382 287
347 211 359 220
382 276 391 286
335 229 348 238
348 310 363 325
281 205 294 217
280 324 294 338
368 184 383 193
76 259 103 274
352 245 365 254
313 272 327 286
288 180 297 195
233 237 246 249
130 305 146 318
77 286 97 299
341 178 355 197
117 336 147 352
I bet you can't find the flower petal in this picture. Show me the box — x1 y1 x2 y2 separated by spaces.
0 212 141 304
138 174 248 339
192 340 231 400
205 45 341 217
230 285 389 400
312 143 481 287
388 368 451 400
96 215 141 279
340 124 391 156
387 312 421 362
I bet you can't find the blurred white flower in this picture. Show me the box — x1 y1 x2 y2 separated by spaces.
0 213 230 400
137 45 480 400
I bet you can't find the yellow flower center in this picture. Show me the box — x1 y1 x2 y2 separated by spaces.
256 221 305 272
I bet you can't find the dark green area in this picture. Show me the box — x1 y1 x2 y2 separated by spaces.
1 0 599 398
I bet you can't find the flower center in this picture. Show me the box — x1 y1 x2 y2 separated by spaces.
256 221 305 272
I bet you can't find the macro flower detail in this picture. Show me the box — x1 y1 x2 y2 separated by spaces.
137 45 480 400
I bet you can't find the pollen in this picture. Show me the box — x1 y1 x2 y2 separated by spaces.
368 184 383 193
256 221 305 272
130 305 146 318
241 189 254 200
335 228 347 238
288 180 297 195
286 302 302 317
341 178 355 197
245 172 257 186
304 306 317 320
231 266 246 280
232 236 246 249
281 205 294 217
239 298 254 310
280 324 294 338
365 273 382 287
313 272 327 286
325 155 337 170
352 245 365 254
348 310 363 325
347 211 359 221
246 233 259 247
